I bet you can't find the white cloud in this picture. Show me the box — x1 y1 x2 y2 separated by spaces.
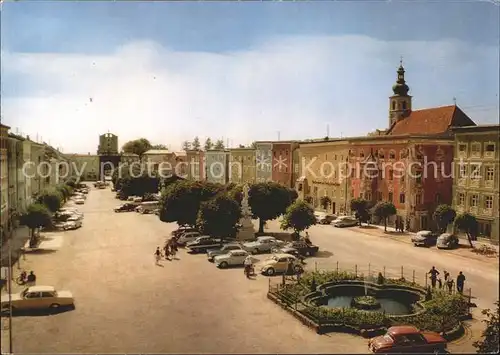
1 35 497 153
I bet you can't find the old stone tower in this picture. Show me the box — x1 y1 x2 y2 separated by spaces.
389 59 412 128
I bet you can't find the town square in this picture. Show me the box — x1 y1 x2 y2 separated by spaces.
1 1 499 354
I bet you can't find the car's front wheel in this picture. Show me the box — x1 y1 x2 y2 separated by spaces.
293 265 303 273
265 267 275 276
252 249 259 255
218 261 228 269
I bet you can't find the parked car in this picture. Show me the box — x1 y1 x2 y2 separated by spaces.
281 241 319 257
1 285 75 313
172 226 198 238
60 220 82 230
114 203 137 212
74 198 85 205
207 243 243 261
436 233 460 249
333 216 358 228
177 231 202 246
136 201 160 214
368 326 447 354
214 250 250 268
242 236 285 254
186 236 224 253
411 230 439 247
315 212 337 224
260 253 304 276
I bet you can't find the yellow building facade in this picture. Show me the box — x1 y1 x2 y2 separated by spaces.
229 148 256 184
452 125 500 244
68 153 100 181
296 139 351 215
0 123 10 240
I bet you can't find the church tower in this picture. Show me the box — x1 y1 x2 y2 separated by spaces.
389 59 412 128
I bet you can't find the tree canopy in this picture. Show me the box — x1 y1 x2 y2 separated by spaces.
474 300 499 354
319 195 332 210
192 136 201 150
204 138 213 151
248 182 296 233
122 138 152 157
112 163 160 198
433 204 456 233
20 203 52 242
213 139 225 150
151 144 168 150
454 212 478 247
37 188 63 212
182 141 192 151
280 199 316 234
197 194 241 238
373 201 397 232
350 197 371 226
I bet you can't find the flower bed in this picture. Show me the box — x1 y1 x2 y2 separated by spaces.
351 296 381 310
268 270 470 337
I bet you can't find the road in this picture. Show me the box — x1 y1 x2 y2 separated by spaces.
1 188 498 353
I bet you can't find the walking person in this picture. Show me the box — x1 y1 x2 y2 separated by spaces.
456 271 466 294
428 266 440 288
26 271 36 286
164 243 171 260
446 278 454 294
437 278 442 289
154 247 162 265
443 270 450 282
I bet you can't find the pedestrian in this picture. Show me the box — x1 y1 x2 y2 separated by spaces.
446 279 454 293
164 243 170 260
428 266 440 288
437 278 442 289
443 270 450 282
154 247 162 265
26 271 36 286
456 271 466 294
169 242 177 259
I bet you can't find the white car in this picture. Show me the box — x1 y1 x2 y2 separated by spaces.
62 220 82 230
333 216 358 228
177 231 202 246
1 285 74 313
73 198 85 205
242 236 285 254
214 250 250 268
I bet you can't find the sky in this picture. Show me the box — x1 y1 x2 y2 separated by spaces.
1 1 499 153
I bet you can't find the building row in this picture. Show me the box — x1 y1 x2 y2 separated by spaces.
0 124 69 243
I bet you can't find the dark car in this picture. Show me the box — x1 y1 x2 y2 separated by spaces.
272 241 319 257
114 203 137 212
172 226 198 238
207 243 243 261
437 233 460 249
186 236 225 254
411 230 438 247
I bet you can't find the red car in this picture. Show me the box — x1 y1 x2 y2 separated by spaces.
368 326 447 353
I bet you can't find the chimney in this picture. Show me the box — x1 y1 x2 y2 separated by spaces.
26 135 30 140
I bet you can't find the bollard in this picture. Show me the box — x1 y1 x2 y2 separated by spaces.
401 266 404 279
412 270 415 284
336 261 339 273
355 264 358 277
383 266 386 278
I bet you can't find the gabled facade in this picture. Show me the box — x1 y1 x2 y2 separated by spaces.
255 142 273 182
452 125 500 244
271 141 299 188
229 148 256 184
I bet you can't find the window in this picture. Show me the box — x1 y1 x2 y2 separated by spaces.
402 101 407 110
458 144 466 152
25 292 40 299
435 193 441 204
41 292 55 298
471 143 481 155
389 151 396 159
351 189 354 198
458 193 465 205
470 164 481 180
470 194 478 207
485 196 493 209
388 192 393 202
485 143 495 152
399 193 405 204
416 174 422 184
377 191 383 201
365 192 372 200
359 150 364 158
392 101 396 110
388 169 393 180
415 194 422 205
459 164 467 178
379 150 385 159
486 167 494 181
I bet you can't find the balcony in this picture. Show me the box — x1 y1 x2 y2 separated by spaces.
480 208 494 216
484 151 495 159
469 206 479 214
469 179 480 188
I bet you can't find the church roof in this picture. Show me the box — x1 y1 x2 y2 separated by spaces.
387 105 475 136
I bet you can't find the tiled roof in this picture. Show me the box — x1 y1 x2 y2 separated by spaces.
387 105 475 136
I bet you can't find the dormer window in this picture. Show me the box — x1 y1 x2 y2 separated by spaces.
402 101 407 110
391 101 396 110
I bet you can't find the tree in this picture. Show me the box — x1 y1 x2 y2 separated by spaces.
159 180 221 226
56 183 72 202
227 184 243 205
197 194 241 238
319 196 331 210
122 138 152 157
433 204 457 233
192 136 201 151
350 198 370 226
20 203 52 246
151 144 168 150
455 213 478 248
204 138 213 151
280 199 316 235
37 188 63 212
474 300 499 354
304 196 313 204
373 201 397 232
214 139 225 150
248 182 295 233
182 141 192 151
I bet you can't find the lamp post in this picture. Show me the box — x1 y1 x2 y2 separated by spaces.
5 240 13 353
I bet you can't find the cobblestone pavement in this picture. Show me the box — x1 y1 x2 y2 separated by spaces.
1 188 368 354
1 189 497 353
